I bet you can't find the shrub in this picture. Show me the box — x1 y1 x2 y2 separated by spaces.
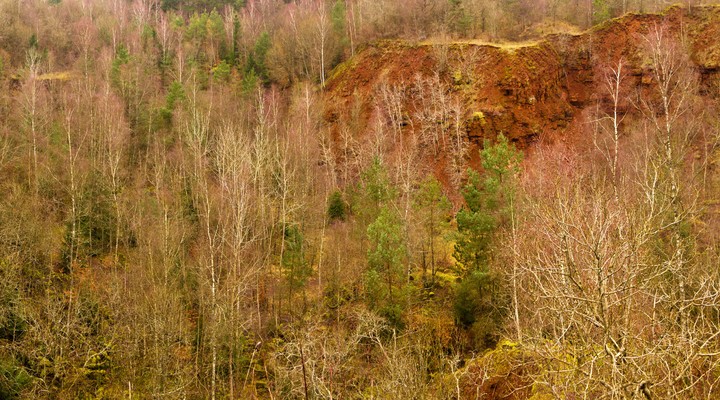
327 190 347 221
453 269 505 349
0 356 31 399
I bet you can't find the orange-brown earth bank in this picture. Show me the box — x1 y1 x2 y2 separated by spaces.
324 5 720 184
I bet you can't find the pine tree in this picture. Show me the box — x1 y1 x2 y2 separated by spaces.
366 206 406 328
454 133 522 274
452 133 521 348
327 190 347 222
413 177 452 284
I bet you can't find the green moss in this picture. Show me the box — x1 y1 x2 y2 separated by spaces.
37 71 75 81
435 270 460 284
0 356 32 399
528 389 554 400
327 56 356 83
695 45 720 69
497 338 519 349
659 4 683 16
452 70 463 85
471 337 527 377
472 111 486 124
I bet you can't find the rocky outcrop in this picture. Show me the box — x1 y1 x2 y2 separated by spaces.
324 6 720 161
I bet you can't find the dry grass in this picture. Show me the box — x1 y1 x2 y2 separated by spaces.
37 71 75 81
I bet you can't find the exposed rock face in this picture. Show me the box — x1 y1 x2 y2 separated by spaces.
324 5 720 173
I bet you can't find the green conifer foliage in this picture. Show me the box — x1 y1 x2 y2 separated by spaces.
454 133 521 274
327 190 347 222
453 133 521 348
367 206 407 328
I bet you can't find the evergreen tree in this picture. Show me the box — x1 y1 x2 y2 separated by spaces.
453 133 521 348
327 190 347 222
413 176 452 284
245 31 271 82
454 133 522 274
331 0 349 60
366 206 406 328
354 156 395 225
281 225 311 309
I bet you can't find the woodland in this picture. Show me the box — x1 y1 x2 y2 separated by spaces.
1 0 720 399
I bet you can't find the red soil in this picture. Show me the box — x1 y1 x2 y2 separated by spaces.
323 5 720 187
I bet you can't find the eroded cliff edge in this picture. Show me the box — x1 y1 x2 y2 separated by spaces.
323 5 720 182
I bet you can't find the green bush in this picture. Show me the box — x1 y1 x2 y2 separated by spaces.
59 173 118 271
160 80 185 127
245 31 271 83
212 60 231 82
109 45 130 89
0 260 27 341
327 190 347 221
0 308 26 342
240 68 259 96
281 225 311 293
0 356 32 399
453 270 505 349
379 303 405 331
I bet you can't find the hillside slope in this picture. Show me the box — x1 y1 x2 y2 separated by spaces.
324 5 720 179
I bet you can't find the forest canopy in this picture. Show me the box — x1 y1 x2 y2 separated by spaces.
0 0 719 399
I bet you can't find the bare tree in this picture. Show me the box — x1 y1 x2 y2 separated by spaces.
316 0 330 87
510 25 720 398
593 58 627 197
376 78 408 149
182 80 223 399
22 48 43 195
414 73 453 156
